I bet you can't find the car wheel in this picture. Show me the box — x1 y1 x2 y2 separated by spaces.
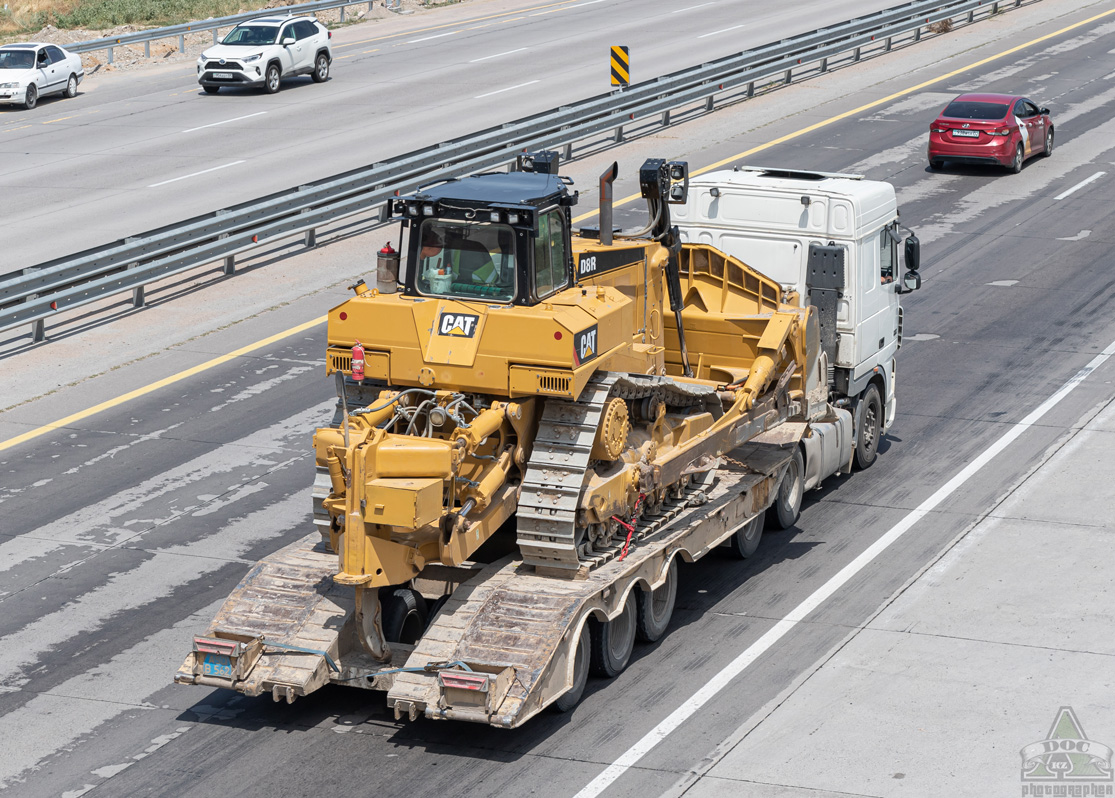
24 83 37 110
1043 127 1054 157
853 383 883 471
1010 143 1023 174
312 53 329 83
64 74 78 99
203 85 220 94
264 63 281 94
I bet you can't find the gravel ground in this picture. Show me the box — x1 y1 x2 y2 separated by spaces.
8 0 468 76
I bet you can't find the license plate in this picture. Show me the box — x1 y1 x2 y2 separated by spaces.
212 72 233 79
952 129 979 138
202 653 234 678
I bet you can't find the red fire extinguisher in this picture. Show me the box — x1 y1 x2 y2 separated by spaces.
351 340 365 383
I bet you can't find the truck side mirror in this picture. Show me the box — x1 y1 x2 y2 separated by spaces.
897 271 921 293
904 234 920 272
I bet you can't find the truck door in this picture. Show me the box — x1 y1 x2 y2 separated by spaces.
855 227 897 372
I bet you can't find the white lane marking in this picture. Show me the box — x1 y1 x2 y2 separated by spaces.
572 336 1115 798
1058 229 1092 241
1054 171 1106 200
697 24 744 38
470 47 526 63
572 0 609 5
673 2 713 12
148 160 245 188
408 30 461 43
180 111 266 134
474 80 540 99
986 280 1019 287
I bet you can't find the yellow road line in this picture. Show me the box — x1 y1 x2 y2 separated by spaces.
363 48 380 54
2 125 31 133
43 115 75 124
4 5 1112 453
0 316 326 453
334 0 575 48
574 5 1115 222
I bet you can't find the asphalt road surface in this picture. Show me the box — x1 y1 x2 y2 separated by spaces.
2 0 1115 796
0 0 903 268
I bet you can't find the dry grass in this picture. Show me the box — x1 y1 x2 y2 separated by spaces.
927 19 954 34
0 0 278 36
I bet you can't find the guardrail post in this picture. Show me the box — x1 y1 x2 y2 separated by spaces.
108 47 114 64
179 34 185 53
968 10 974 22
885 36 892 51
915 27 921 42
992 2 999 12
563 142 572 160
213 30 218 44
305 229 316 247
747 82 754 98
853 46 861 62
613 125 623 143
31 318 45 343
661 109 670 126
340 6 346 22
784 68 791 84
144 41 150 58
224 255 235 276
705 95 714 111
820 57 828 73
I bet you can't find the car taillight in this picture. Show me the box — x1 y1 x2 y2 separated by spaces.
328 31 332 38
987 127 1011 136
931 127 947 133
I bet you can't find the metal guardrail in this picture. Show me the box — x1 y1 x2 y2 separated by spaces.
2 0 1027 342
66 0 408 63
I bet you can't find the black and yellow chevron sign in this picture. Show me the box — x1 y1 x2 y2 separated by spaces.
610 45 630 87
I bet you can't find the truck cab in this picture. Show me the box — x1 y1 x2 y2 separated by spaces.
673 166 921 467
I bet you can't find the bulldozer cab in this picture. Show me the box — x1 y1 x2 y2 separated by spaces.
392 168 577 307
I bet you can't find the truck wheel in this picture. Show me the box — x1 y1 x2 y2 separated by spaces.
767 448 804 530
553 624 591 712
635 558 677 642
726 513 764 558
854 384 883 471
590 591 636 677
381 587 427 645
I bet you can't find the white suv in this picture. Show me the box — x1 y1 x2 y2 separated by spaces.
197 15 332 94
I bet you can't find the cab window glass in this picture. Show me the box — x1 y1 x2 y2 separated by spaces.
533 211 568 299
415 219 515 302
295 21 317 39
879 227 895 284
36 48 50 65
280 25 296 42
46 46 65 62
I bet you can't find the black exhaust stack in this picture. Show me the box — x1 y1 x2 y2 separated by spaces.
598 162 618 246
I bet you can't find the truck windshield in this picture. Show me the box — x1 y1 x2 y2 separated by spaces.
415 220 516 303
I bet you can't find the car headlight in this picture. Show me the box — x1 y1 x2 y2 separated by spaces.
0 82 20 89
243 54 262 63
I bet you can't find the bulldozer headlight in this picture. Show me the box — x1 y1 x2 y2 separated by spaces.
490 210 502 223
406 203 420 216
422 205 435 216
507 212 520 225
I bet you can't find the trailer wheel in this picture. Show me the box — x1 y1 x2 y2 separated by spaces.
635 558 677 643
767 448 804 530
726 513 765 559
554 624 591 712
590 591 637 677
381 588 427 645
854 384 883 471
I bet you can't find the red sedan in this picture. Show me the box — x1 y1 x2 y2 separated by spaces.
928 93 1053 173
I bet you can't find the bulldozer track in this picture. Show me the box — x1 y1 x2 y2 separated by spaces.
516 372 720 572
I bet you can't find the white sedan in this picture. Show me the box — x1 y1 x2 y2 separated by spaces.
0 42 85 109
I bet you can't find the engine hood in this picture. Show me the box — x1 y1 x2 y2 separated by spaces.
0 69 35 84
199 44 268 62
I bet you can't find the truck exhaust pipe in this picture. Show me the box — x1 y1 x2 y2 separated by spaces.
598 162 618 246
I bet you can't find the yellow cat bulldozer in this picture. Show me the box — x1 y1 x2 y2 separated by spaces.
176 153 919 726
